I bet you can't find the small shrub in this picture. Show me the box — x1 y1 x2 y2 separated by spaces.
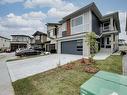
121 51 126 55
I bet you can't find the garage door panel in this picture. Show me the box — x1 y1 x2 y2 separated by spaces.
61 40 83 55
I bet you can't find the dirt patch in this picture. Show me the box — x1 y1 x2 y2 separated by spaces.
63 62 75 70
83 65 99 74
79 58 95 65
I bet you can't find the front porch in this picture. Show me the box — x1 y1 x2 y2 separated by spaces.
99 33 119 53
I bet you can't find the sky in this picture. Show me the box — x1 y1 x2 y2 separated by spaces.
0 0 126 40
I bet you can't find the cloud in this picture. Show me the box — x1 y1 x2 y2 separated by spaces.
24 0 65 8
47 3 78 18
0 0 24 4
24 0 78 18
0 11 47 38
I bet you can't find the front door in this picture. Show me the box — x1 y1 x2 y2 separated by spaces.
101 37 104 48
106 36 111 48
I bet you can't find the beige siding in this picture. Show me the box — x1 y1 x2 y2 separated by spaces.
0 37 10 50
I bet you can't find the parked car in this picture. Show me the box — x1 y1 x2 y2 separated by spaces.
15 48 41 57
5 48 11 53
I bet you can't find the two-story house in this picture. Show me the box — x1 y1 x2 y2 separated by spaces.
0 36 10 51
32 31 47 51
56 2 120 57
45 23 62 52
11 35 31 51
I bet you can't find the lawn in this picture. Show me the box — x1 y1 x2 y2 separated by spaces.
13 55 123 95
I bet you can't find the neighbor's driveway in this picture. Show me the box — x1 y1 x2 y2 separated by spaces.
7 54 82 82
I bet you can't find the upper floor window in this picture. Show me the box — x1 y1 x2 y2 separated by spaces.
35 35 40 40
72 16 83 27
103 21 110 30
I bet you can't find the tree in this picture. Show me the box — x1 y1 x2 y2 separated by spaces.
85 32 98 56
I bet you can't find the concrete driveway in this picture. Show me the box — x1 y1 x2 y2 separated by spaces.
7 54 82 82
0 53 15 95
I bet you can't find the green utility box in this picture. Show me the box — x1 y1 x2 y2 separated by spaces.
80 71 127 95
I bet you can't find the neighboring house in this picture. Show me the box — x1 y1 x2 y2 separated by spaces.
11 35 31 51
0 36 10 51
32 31 47 51
54 2 120 56
45 23 62 52
118 39 126 46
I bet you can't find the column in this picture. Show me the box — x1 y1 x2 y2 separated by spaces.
57 40 61 54
110 18 114 31
83 37 90 58
111 34 114 52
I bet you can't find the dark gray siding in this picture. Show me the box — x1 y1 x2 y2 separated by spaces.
61 40 83 55
92 12 101 35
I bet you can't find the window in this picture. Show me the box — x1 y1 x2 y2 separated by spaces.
47 32 50 37
107 37 109 44
35 35 40 40
113 34 115 41
62 31 66 37
72 16 83 27
77 40 83 51
103 22 110 30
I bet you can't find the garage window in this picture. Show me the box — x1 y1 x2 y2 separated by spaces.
77 40 83 51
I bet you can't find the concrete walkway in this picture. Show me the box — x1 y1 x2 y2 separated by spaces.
0 54 15 95
93 49 111 60
123 55 127 75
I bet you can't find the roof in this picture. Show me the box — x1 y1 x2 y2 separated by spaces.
0 36 10 40
32 31 47 36
11 35 31 38
60 2 102 23
46 23 62 26
101 12 121 33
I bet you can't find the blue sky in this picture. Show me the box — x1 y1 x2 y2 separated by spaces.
0 0 126 40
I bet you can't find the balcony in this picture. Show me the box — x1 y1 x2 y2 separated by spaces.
100 25 115 33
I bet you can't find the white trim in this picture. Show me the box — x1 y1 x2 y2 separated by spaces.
57 32 87 41
89 10 92 32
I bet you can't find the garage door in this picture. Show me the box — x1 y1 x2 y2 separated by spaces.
61 39 83 55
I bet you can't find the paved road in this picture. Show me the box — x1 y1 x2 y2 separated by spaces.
123 55 127 75
0 53 15 95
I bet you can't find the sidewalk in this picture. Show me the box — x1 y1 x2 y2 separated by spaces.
0 54 15 95
123 55 127 75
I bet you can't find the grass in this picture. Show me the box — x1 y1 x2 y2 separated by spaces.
6 54 44 62
13 55 122 95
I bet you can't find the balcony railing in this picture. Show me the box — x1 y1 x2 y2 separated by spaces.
100 25 115 33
